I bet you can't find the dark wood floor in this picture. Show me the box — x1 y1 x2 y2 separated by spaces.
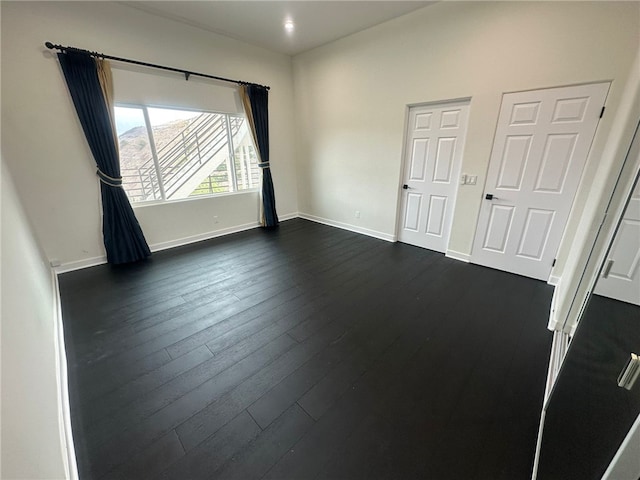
59 218 554 480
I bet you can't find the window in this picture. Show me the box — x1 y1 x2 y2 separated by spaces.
114 105 259 203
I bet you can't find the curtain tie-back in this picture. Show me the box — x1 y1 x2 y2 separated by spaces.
258 162 270 169
96 168 123 187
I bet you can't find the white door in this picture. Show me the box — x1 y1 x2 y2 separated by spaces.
398 100 470 253
471 83 609 281
595 179 640 306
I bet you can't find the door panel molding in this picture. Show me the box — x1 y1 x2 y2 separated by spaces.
397 98 471 253
471 83 610 280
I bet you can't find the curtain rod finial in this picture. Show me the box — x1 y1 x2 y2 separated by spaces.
45 41 54 49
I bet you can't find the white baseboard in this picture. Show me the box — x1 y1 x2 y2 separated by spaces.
54 212 390 274
54 214 302 274
278 212 299 222
51 270 79 480
445 249 471 263
149 221 261 253
54 255 107 274
298 213 396 242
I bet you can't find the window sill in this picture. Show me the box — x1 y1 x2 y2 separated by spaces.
131 188 259 209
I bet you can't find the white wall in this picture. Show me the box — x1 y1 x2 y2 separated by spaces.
293 1 639 267
1 160 69 479
1 1 298 268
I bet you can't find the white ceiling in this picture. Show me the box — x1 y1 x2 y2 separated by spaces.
124 1 436 56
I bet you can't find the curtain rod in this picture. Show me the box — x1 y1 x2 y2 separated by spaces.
44 42 270 90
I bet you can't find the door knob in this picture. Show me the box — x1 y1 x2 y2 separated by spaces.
403 184 411 190
485 193 498 200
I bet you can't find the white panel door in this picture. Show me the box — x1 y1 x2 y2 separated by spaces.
398 100 470 252
472 83 609 280
595 178 640 306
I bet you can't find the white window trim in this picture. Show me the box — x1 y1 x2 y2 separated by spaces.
115 103 259 205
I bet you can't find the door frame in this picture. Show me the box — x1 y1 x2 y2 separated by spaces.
394 96 472 250
469 81 610 281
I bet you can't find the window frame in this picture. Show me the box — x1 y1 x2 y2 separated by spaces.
114 102 260 206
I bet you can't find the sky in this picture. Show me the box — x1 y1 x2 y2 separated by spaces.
115 106 201 136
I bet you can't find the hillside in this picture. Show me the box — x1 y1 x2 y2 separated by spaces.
118 117 197 171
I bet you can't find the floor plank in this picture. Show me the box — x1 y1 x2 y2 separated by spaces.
213 404 315 480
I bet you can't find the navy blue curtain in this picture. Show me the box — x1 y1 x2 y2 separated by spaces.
57 51 151 264
245 85 278 228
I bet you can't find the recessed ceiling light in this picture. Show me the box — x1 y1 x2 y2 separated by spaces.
284 19 295 33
